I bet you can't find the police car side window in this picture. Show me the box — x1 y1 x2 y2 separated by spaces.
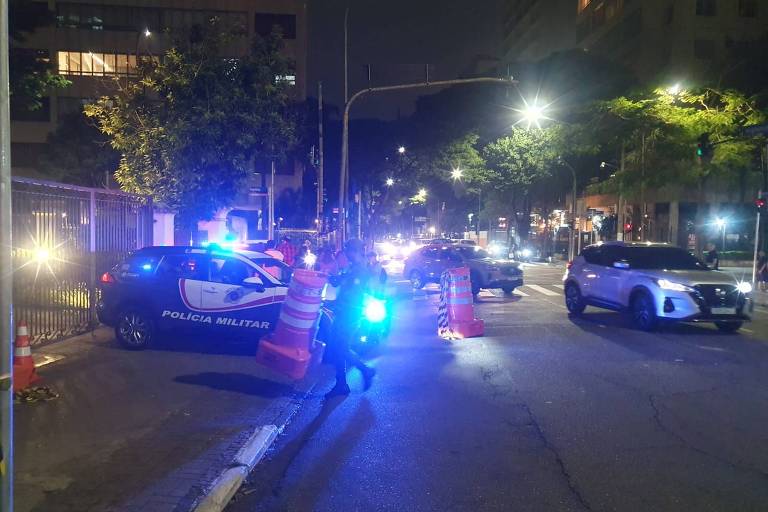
209 257 254 284
156 254 208 281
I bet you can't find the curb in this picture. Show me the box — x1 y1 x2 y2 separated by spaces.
192 425 278 512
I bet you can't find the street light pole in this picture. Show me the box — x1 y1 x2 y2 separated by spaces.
338 76 516 243
0 0 13 508
560 158 578 260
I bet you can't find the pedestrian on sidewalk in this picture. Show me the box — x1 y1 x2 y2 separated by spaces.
758 250 768 292
705 243 720 270
277 236 297 266
325 239 376 398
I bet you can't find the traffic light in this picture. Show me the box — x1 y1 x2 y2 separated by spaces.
757 196 766 212
623 222 633 233
696 133 714 164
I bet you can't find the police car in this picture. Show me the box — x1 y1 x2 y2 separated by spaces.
97 246 329 349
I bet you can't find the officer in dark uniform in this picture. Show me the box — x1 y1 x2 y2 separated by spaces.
325 239 377 398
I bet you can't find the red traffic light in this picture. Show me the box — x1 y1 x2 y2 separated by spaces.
623 222 633 232
756 198 766 209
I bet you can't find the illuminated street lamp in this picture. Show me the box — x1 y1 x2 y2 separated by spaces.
385 177 395 187
397 146 406 155
451 167 463 180
418 188 427 198
514 97 551 129
428 226 436 235
666 83 683 96
144 28 152 37
715 217 727 250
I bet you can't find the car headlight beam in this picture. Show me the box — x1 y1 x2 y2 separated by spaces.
737 281 753 294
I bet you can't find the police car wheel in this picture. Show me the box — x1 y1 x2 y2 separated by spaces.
116 308 154 350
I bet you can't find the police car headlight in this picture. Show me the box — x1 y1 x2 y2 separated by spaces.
363 297 387 323
737 281 753 294
521 249 532 258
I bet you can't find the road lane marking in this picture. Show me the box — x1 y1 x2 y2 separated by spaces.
742 328 754 334
525 284 560 296
552 284 565 289
513 289 529 297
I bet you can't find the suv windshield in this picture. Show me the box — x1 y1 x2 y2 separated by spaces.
622 247 708 270
455 246 491 259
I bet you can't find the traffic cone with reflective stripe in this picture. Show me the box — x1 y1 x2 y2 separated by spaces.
441 267 484 339
256 269 328 380
13 321 41 392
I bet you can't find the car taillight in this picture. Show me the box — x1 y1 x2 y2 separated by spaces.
566 261 574 270
100 272 115 284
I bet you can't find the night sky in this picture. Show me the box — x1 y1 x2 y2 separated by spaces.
308 0 506 120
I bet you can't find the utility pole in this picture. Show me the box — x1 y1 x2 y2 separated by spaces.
338 6 350 244
268 161 275 241
0 0 13 508
317 82 324 232
338 76 516 243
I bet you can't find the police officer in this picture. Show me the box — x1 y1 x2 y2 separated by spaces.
325 239 376 398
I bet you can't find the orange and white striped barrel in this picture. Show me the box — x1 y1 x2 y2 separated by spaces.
445 266 475 323
272 269 328 349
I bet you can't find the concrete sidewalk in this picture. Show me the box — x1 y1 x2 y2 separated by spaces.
15 327 331 512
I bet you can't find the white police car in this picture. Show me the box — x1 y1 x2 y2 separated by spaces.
97 246 329 349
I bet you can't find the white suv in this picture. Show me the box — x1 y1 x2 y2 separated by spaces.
564 242 753 332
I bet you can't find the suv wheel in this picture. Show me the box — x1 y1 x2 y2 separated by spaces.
631 291 657 331
409 270 425 290
501 286 515 295
564 283 586 315
715 321 742 333
116 307 154 350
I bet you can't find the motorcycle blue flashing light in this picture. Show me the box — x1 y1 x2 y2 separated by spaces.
141 263 153 271
363 296 387 324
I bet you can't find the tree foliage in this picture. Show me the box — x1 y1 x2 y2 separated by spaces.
38 111 120 187
86 20 297 224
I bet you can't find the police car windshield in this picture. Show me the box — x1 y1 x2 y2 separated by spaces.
249 257 293 283
623 247 708 270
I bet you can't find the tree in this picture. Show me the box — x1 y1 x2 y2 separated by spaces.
38 111 120 187
85 20 297 225
479 127 561 240
594 86 766 250
9 0 70 111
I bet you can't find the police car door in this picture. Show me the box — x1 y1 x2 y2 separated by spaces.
154 251 210 329
201 254 278 332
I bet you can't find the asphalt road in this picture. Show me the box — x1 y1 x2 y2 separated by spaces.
230 263 768 512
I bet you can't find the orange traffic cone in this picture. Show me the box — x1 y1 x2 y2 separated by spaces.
13 321 40 392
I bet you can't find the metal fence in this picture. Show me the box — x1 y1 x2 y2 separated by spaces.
11 177 153 345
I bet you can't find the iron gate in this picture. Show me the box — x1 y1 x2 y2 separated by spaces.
11 177 153 345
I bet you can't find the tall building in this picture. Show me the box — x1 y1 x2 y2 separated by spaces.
11 0 308 187
576 0 767 82
502 0 577 63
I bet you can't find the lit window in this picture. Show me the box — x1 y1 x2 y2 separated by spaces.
58 51 139 76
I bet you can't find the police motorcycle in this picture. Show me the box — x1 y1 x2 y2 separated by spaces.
314 257 390 354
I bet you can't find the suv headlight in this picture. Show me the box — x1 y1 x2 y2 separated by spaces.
737 281 753 294
656 279 694 292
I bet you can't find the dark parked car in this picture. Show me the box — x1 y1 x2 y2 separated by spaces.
404 244 524 295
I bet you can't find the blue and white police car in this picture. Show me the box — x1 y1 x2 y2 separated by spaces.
97 246 329 349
